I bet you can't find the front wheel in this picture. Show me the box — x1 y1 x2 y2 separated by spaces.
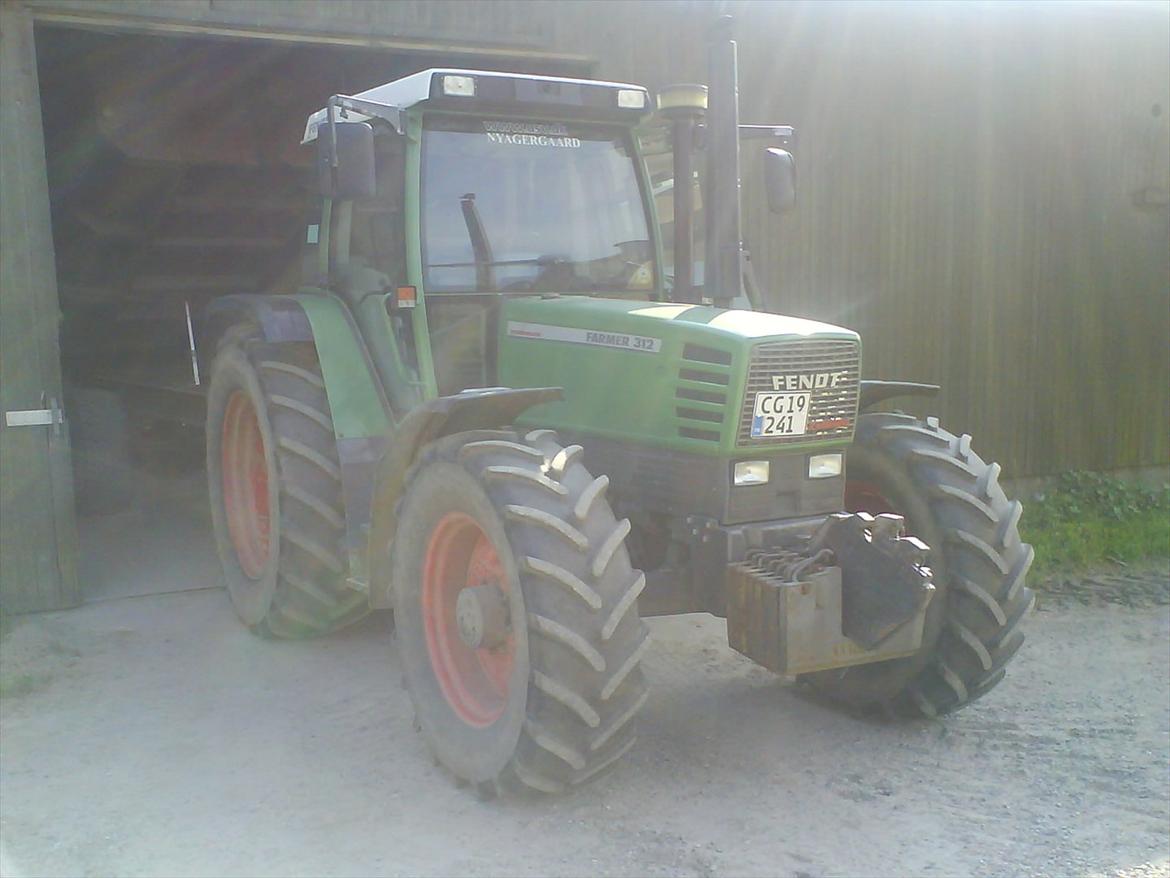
391 429 649 795
802 413 1035 716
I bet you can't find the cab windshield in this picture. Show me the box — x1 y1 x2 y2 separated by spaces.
421 116 654 294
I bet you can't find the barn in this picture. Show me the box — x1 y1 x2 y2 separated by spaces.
1 0 1167 613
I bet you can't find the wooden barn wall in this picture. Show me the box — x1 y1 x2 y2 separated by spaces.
18 0 1170 478
729 1 1170 477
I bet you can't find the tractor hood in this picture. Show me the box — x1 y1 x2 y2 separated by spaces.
497 296 861 456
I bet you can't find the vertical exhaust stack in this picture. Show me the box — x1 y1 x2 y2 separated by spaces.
705 14 743 307
658 84 708 304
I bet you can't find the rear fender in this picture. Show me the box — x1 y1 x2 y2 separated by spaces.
366 386 563 609
202 294 315 349
204 292 393 587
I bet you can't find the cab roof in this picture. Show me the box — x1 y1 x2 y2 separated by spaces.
303 68 650 144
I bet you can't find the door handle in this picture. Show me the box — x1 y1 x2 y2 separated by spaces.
6 394 64 437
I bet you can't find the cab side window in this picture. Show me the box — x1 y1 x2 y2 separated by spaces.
350 134 407 285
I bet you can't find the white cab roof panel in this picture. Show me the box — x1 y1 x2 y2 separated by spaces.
303 68 648 143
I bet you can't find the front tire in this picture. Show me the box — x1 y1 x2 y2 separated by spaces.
391 429 649 794
803 413 1035 716
206 325 368 638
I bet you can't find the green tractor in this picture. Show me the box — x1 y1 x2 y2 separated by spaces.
203 23 1034 796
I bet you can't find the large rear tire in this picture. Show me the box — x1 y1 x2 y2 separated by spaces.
206 325 368 638
803 413 1035 716
391 429 649 795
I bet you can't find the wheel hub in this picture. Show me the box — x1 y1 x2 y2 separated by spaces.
455 583 510 649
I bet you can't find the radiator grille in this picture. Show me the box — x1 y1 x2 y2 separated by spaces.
736 339 861 447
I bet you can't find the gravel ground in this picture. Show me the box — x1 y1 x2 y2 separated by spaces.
1 569 1167 878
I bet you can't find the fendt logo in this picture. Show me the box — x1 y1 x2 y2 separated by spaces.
771 372 850 391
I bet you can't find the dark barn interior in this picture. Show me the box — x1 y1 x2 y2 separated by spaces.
34 25 579 599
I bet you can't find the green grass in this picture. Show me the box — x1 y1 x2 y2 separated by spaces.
1020 471 1170 579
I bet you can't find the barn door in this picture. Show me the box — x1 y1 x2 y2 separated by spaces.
0 4 79 613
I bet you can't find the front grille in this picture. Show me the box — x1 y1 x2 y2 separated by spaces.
736 339 861 447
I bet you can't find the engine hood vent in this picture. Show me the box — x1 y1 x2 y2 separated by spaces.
675 343 732 443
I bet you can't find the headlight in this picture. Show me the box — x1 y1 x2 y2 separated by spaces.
441 75 476 97
733 460 770 486
808 453 843 479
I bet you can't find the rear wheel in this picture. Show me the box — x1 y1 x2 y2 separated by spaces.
803 413 1035 716
391 429 649 794
206 325 368 638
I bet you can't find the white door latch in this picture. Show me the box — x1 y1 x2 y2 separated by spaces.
6 395 63 435
5 409 58 426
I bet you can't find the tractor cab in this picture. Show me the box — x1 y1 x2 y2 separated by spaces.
299 67 803 406
301 69 663 398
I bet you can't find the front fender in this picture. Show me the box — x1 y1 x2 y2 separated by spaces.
366 387 562 609
859 380 940 412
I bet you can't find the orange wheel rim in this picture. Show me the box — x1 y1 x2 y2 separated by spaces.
221 391 271 579
421 512 514 727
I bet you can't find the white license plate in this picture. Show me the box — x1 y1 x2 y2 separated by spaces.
751 392 810 437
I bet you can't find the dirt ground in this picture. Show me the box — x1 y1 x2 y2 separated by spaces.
1 509 1168 877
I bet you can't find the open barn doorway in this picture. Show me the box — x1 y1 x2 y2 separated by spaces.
34 24 585 601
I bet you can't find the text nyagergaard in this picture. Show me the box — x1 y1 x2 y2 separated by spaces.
483 121 580 148
486 132 582 149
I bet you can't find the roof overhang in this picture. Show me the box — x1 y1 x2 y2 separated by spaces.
303 68 650 143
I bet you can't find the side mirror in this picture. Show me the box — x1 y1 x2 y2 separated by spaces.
764 147 796 214
316 122 376 200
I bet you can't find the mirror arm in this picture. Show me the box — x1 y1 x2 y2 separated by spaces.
318 96 390 202
323 95 405 176
326 101 339 176
327 95 404 133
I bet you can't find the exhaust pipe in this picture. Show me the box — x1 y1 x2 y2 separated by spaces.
664 15 789 307
657 84 707 304
704 14 742 307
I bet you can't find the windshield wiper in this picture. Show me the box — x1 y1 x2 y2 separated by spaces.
459 193 495 290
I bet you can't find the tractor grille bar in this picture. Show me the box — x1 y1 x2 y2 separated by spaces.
736 339 861 447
